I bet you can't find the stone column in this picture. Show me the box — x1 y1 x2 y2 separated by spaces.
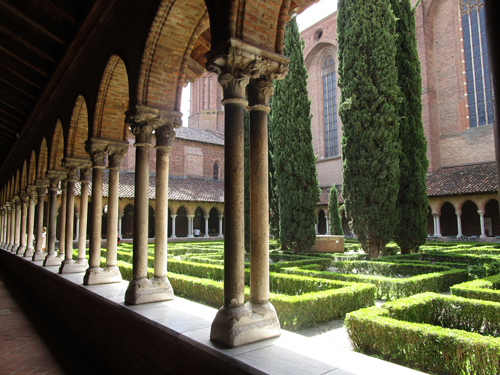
13 196 21 252
25 189 36 257
44 172 64 266
84 139 107 284
218 215 223 237
8 199 15 251
33 180 48 261
59 161 83 273
456 210 463 238
76 166 91 267
0 206 4 247
478 210 487 238
57 180 67 258
152 119 179 300
125 106 178 304
204 215 210 238
187 215 194 238
207 41 287 347
170 215 177 238
5 202 12 250
118 214 123 238
325 210 330 235
75 215 79 239
315 223 319 235
17 191 28 255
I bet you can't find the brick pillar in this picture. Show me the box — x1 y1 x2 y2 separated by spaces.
125 106 178 304
33 180 48 261
207 40 287 347
44 172 64 266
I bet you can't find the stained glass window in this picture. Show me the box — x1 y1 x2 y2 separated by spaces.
461 0 493 127
321 54 338 157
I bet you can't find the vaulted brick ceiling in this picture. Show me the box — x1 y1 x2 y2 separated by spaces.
0 0 94 164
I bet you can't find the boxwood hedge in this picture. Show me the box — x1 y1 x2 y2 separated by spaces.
345 292 500 374
451 274 500 303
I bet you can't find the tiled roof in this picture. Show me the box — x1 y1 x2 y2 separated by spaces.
174 127 224 146
319 185 343 206
72 172 224 203
426 162 497 197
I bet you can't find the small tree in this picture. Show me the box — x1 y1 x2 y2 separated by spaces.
391 0 429 254
269 16 320 254
338 0 400 259
328 185 344 235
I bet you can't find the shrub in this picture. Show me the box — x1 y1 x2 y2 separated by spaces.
345 293 500 374
451 274 500 303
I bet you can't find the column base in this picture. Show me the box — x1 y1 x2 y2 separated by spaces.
124 277 174 305
32 251 47 261
210 301 281 348
480 235 487 239
43 254 63 266
59 259 89 274
11 245 19 253
16 245 26 255
24 248 34 258
84 266 122 285
6 244 13 251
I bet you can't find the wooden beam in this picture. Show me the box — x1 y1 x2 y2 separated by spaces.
0 77 37 100
0 24 56 62
0 98 27 116
0 108 23 123
39 0 77 24
0 45 48 76
0 0 64 44
0 62 41 89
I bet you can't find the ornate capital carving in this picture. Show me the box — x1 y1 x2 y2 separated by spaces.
63 157 91 182
85 138 108 168
206 39 289 105
26 185 37 200
155 124 177 150
46 170 66 190
127 106 167 146
106 141 129 170
19 190 29 203
80 167 92 182
35 179 49 197
14 195 20 207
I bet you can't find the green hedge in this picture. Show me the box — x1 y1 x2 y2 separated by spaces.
281 267 468 300
345 293 500 374
451 274 500 303
114 262 375 330
329 260 451 277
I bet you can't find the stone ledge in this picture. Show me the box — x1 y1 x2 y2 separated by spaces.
0 247 426 375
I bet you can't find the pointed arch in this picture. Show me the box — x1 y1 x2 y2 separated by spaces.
67 95 90 159
138 0 209 110
7 180 11 200
38 138 48 180
94 55 130 140
28 151 37 185
21 161 28 189
14 170 20 195
49 120 65 171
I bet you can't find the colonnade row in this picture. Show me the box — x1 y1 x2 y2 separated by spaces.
0 41 287 347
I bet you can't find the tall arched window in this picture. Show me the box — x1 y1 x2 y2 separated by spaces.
213 161 219 180
461 0 493 128
322 54 338 157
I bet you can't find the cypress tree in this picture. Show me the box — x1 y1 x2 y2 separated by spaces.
328 185 344 235
337 0 400 259
391 0 429 254
269 15 320 254
268 128 280 244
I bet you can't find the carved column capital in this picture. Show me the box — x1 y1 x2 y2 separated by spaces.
14 195 20 207
206 38 289 106
85 138 108 168
80 166 92 182
26 185 37 200
46 170 66 190
126 105 172 146
19 190 29 203
477 210 485 216
35 179 49 197
63 157 91 182
154 112 181 149
106 141 129 170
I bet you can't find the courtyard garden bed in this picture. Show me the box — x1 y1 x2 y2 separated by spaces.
345 292 500 374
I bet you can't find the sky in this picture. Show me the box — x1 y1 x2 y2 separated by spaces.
180 0 337 125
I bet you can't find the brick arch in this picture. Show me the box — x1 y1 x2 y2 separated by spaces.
21 161 28 189
138 0 209 110
14 170 20 195
7 180 11 200
28 151 37 185
10 176 15 198
49 120 65 171
94 55 130 140
67 95 90 158
37 138 48 180
304 42 335 71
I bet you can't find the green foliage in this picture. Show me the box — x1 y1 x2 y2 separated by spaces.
338 0 401 259
328 185 343 235
451 274 500 303
283 265 467 300
391 0 429 254
346 293 500 374
269 16 320 254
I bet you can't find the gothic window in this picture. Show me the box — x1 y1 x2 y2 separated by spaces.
321 54 338 157
213 161 219 180
461 0 493 127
